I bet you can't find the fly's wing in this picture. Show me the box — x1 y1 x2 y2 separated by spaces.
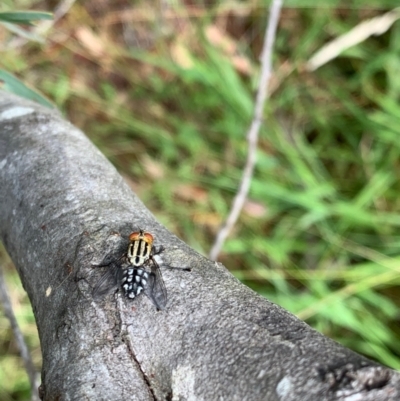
144 256 167 310
92 263 123 300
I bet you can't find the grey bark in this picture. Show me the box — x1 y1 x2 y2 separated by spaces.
0 90 399 401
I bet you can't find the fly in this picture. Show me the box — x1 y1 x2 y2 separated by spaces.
92 229 189 310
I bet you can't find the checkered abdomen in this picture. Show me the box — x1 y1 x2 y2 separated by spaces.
121 267 149 299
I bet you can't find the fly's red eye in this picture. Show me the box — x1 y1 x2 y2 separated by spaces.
129 232 140 241
143 232 154 244
129 230 154 244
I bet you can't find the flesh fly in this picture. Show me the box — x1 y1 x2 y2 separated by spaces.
93 229 189 310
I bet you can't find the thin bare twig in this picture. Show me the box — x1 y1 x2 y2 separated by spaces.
209 0 283 260
0 265 40 401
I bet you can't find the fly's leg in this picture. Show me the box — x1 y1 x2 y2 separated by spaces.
150 245 191 271
151 245 165 257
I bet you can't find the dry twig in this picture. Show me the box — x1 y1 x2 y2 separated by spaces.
209 0 283 260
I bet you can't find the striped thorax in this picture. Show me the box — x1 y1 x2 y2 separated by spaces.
127 230 154 267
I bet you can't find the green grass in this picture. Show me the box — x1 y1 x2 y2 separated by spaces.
1 1 400 398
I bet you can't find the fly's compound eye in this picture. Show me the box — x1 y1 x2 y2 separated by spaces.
129 231 141 242
142 232 154 244
129 230 154 245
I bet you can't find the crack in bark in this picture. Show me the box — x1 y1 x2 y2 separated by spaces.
123 332 158 401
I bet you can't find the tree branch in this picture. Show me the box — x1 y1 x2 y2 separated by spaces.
0 91 399 400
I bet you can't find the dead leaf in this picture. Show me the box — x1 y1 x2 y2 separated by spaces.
232 54 253 76
171 41 194 69
307 8 400 71
142 156 164 180
192 212 221 227
174 185 208 202
75 26 105 58
205 24 253 75
205 24 236 55
243 200 267 218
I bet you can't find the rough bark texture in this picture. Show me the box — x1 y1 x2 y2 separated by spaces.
0 91 399 401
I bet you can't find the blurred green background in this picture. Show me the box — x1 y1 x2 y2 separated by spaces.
2 0 400 399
